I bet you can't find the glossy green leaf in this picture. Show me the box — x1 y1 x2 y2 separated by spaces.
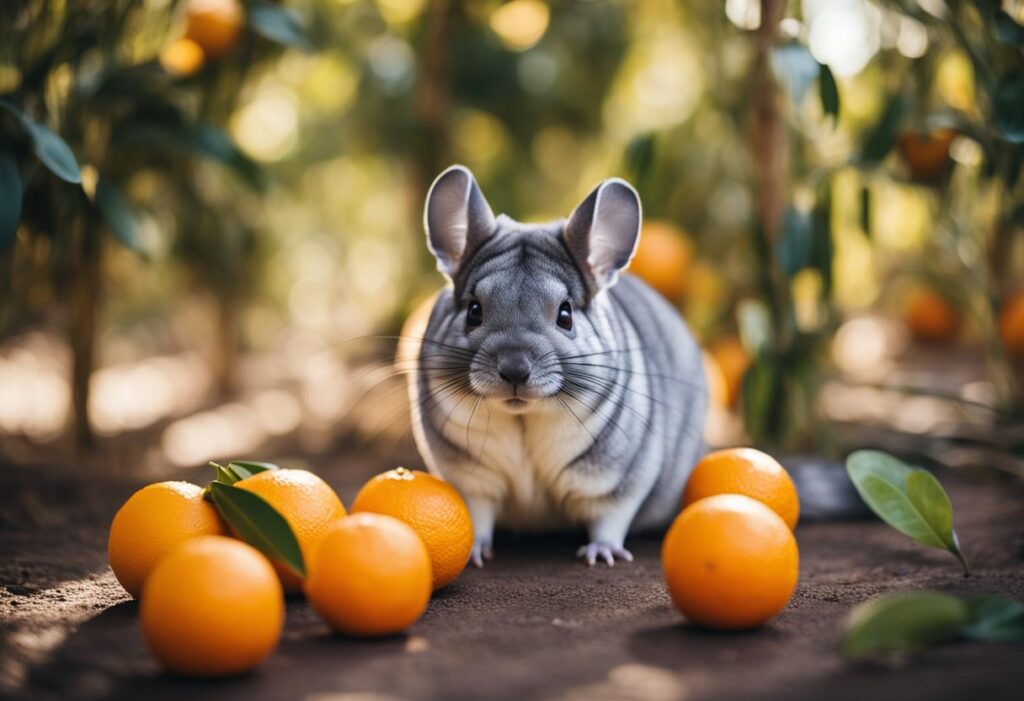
227 460 280 480
214 463 240 484
208 481 305 577
0 99 81 184
993 77 1024 143
248 0 314 52
818 62 840 123
994 10 1024 46
859 184 871 238
0 152 21 250
846 450 968 574
964 596 1024 641
95 180 144 254
777 207 814 276
859 95 905 165
843 591 970 659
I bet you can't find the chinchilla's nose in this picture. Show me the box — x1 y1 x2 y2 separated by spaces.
497 351 532 386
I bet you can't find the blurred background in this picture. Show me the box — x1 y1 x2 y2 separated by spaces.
0 0 1021 479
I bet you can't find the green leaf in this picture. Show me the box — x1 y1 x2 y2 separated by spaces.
846 450 968 574
248 0 314 52
0 99 81 184
95 179 144 255
843 591 970 659
964 596 1024 641
208 481 306 577
859 95 905 166
859 184 871 238
777 207 814 276
216 464 240 484
0 152 21 250
188 123 263 188
993 77 1024 144
625 133 656 185
994 10 1024 46
818 62 840 123
227 460 280 480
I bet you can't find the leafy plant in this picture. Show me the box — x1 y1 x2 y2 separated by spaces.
204 460 305 578
844 591 1024 659
846 450 969 575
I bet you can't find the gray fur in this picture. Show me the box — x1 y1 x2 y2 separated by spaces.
408 165 707 565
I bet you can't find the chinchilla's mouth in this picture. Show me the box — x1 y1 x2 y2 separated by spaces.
503 398 528 408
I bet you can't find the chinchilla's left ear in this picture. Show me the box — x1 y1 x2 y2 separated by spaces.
424 165 496 280
563 178 642 297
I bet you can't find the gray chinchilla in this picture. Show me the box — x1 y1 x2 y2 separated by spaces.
406 165 708 567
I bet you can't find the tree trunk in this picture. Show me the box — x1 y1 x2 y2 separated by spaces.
69 215 100 451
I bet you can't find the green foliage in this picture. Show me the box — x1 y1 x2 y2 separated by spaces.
817 63 840 123
843 591 1024 659
0 153 20 249
208 478 305 578
846 451 968 574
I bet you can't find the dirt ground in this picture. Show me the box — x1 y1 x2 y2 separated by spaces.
1 449 1022 701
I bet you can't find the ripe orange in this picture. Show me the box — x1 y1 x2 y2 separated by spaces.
707 337 751 408
351 467 473 590
683 447 799 530
904 287 960 342
999 292 1024 358
159 37 205 76
184 0 243 60
898 128 956 183
628 220 693 302
305 513 432 637
141 535 283 676
235 469 347 593
663 494 798 629
108 481 226 598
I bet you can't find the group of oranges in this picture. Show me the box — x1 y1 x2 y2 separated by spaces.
108 466 473 676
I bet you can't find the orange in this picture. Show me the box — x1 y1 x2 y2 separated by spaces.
662 494 798 629
184 0 243 60
305 513 432 637
108 481 226 598
352 467 472 589
628 220 693 302
141 535 283 676
159 37 205 76
683 447 799 530
898 128 956 183
904 286 960 342
234 469 347 593
707 337 751 408
999 292 1024 358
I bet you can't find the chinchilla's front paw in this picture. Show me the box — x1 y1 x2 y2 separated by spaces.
470 537 494 568
576 542 634 567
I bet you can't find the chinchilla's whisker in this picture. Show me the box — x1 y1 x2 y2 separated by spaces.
553 393 599 447
558 346 649 361
471 401 493 472
561 368 670 409
561 377 654 434
559 360 701 388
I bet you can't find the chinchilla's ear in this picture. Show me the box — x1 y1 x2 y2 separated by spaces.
424 165 496 279
563 178 642 296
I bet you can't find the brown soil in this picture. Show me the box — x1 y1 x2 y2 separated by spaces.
1 451 1022 701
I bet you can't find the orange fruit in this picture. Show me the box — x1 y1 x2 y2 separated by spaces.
707 337 751 408
628 220 693 302
904 286 960 342
351 467 473 590
662 494 799 629
683 447 799 530
159 37 205 76
184 0 243 60
898 128 956 183
305 512 432 637
234 469 347 593
999 292 1024 358
108 481 226 598
141 535 283 676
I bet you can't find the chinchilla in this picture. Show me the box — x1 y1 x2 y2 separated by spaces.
406 165 708 567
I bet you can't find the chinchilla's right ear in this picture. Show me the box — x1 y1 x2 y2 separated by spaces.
424 165 496 280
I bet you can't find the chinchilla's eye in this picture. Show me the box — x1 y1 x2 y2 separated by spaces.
557 300 573 331
466 300 483 329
